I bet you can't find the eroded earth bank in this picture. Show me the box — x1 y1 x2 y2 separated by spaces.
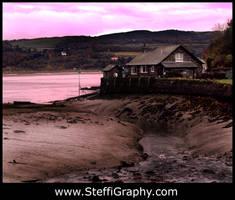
3 94 232 183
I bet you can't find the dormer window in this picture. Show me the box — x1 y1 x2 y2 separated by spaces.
175 53 183 62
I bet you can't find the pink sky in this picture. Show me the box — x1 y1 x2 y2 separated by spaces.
3 2 232 40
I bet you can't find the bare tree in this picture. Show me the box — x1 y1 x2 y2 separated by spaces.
212 23 227 32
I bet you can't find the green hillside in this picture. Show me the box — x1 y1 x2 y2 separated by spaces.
3 29 215 72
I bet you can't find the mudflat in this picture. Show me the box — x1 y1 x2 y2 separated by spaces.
3 102 142 183
3 94 232 183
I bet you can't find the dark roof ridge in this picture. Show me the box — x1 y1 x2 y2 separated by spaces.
126 44 181 66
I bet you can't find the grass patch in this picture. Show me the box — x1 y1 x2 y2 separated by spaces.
213 79 232 85
113 51 141 57
154 77 233 87
10 37 62 49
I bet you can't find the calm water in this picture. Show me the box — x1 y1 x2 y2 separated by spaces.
3 72 103 104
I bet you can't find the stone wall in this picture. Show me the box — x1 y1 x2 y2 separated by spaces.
100 77 232 101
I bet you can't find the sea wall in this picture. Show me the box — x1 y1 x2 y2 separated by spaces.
100 77 232 100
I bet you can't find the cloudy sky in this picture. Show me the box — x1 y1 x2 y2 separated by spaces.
3 2 232 40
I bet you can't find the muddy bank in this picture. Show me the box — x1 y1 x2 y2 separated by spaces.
3 107 142 183
44 134 231 183
3 94 232 183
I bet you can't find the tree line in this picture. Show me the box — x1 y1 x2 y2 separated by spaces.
2 28 228 73
203 19 232 70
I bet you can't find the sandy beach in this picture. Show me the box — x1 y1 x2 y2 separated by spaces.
3 94 232 183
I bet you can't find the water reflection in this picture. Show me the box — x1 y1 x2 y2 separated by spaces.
3 72 103 104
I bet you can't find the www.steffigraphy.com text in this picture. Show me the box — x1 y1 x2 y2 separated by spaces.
54 186 178 198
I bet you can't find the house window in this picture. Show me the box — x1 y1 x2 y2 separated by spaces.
151 66 155 72
175 53 183 62
131 66 137 74
141 66 148 73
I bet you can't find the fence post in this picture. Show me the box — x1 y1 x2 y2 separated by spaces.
147 76 150 88
113 78 116 89
129 77 132 88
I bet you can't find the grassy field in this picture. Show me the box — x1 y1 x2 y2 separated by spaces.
214 79 232 85
113 51 141 57
160 77 232 86
10 37 62 49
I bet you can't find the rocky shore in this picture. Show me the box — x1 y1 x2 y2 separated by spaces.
3 94 232 183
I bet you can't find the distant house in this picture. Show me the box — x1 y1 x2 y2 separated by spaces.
102 64 122 79
125 45 204 78
61 51 67 56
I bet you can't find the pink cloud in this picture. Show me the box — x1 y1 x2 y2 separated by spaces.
3 3 232 40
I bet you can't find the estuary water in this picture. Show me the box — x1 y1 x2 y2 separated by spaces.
3 72 103 104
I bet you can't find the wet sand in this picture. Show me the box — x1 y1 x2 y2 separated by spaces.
3 94 232 183
3 108 142 183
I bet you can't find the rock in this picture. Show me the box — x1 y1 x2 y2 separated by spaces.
118 121 128 126
67 119 77 123
222 122 232 128
183 155 189 160
112 173 119 179
202 169 215 174
145 170 154 175
176 113 183 118
225 161 232 166
141 153 149 160
209 181 218 183
8 160 17 164
100 176 113 182
115 180 123 183
159 154 166 159
14 130 25 133
120 161 134 167
22 179 40 183
218 172 225 178
179 164 186 168
130 115 138 120
91 175 101 182
49 116 56 120
133 172 141 176
90 161 96 165
60 126 67 129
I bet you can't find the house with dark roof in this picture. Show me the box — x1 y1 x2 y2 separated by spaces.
125 45 204 78
102 64 122 79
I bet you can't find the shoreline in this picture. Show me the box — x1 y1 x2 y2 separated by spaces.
3 94 232 183
43 94 232 183
3 70 102 77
